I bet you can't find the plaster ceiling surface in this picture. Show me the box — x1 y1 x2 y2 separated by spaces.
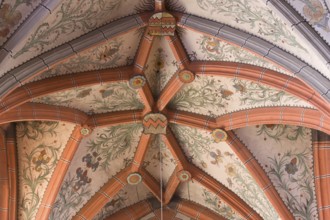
235 125 317 219
16 121 76 220
174 0 330 79
49 124 143 220
143 134 177 185
32 82 144 114
1 0 330 220
169 75 314 117
0 0 43 46
171 124 279 219
177 181 243 219
180 29 291 75
30 30 143 82
0 0 145 76
285 0 330 45
93 184 152 220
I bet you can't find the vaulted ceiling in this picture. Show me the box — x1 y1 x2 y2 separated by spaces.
0 0 330 220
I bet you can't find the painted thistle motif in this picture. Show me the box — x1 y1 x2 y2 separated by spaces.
195 0 306 51
202 189 242 219
197 36 286 73
173 125 278 219
34 38 127 80
17 121 58 140
33 82 144 114
224 161 278 219
50 174 92 220
170 124 212 168
268 148 317 219
16 121 73 220
170 76 306 116
256 124 309 142
86 124 143 171
19 143 61 220
170 77 230 115
232 79 300 105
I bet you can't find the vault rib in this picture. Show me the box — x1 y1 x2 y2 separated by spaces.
72 166 132 220
35 125 84 220
0 66 134 116
167 107 330 134
226 130 294 220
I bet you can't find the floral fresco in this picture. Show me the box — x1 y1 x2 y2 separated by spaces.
143 135 177 185
30 31 141 82
144 37 179 96
171 124 279 219
0 0 148 77
93 184 151 220
177 180 243 219
235 125 318 219
0 0 42 45
16 121 75 220
175 0 330 78
32 82 144 114
169 75 313 117
181 29 290 75
287 0 330 45
13 0 143 58
50 124 143 219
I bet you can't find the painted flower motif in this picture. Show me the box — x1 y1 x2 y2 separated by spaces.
205 37 220 53
233 82 247 94
303 0 325 24
285 157 298 175
201 161 208 168
210 149 224 165
98 45 119 61
32 149 50 172
0 4 22 37
220 89 234 99
225 163 237 177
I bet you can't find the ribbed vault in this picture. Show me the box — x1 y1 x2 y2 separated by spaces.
0 0 329 219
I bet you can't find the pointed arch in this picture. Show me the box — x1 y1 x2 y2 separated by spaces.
167 107 330 135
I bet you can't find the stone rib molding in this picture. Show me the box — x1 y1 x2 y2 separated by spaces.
167 107 330 135
0 0 62 64
0 66 133 115
0 103 89 125
0 13 148 101
72 166 131 220
313 131 330 219
105 198 227 220
189 61 330 118
189 165 263 220
5 124 17 220
177 13 330 102
265 0 330 60
226 131 294 220
131 134 152 172
35 125 83 220
105 200 152 220
0 128 8 220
